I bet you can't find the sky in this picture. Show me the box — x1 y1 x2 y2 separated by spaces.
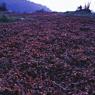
29 0 95 12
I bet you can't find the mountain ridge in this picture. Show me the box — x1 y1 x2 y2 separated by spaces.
0 0 51 13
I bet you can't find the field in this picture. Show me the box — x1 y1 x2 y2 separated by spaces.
0 13 95 95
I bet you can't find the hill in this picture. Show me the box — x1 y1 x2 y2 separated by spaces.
0 13 95 95
0 0 51 13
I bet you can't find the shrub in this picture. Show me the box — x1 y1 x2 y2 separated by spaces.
0 15 9 22
0 15 16 23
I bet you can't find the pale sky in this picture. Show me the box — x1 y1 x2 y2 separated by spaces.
29 0 95 12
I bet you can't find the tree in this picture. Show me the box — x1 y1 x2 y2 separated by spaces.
76 2 91 13
77 5 82 10
84 3 91 13
84 3 90 10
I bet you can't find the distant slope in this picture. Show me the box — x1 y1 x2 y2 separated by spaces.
0 0 51 13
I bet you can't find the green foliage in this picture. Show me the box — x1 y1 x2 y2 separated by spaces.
0 15 16 23
0 15 9 22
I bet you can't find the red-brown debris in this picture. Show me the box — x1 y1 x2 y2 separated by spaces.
0 13 95 95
